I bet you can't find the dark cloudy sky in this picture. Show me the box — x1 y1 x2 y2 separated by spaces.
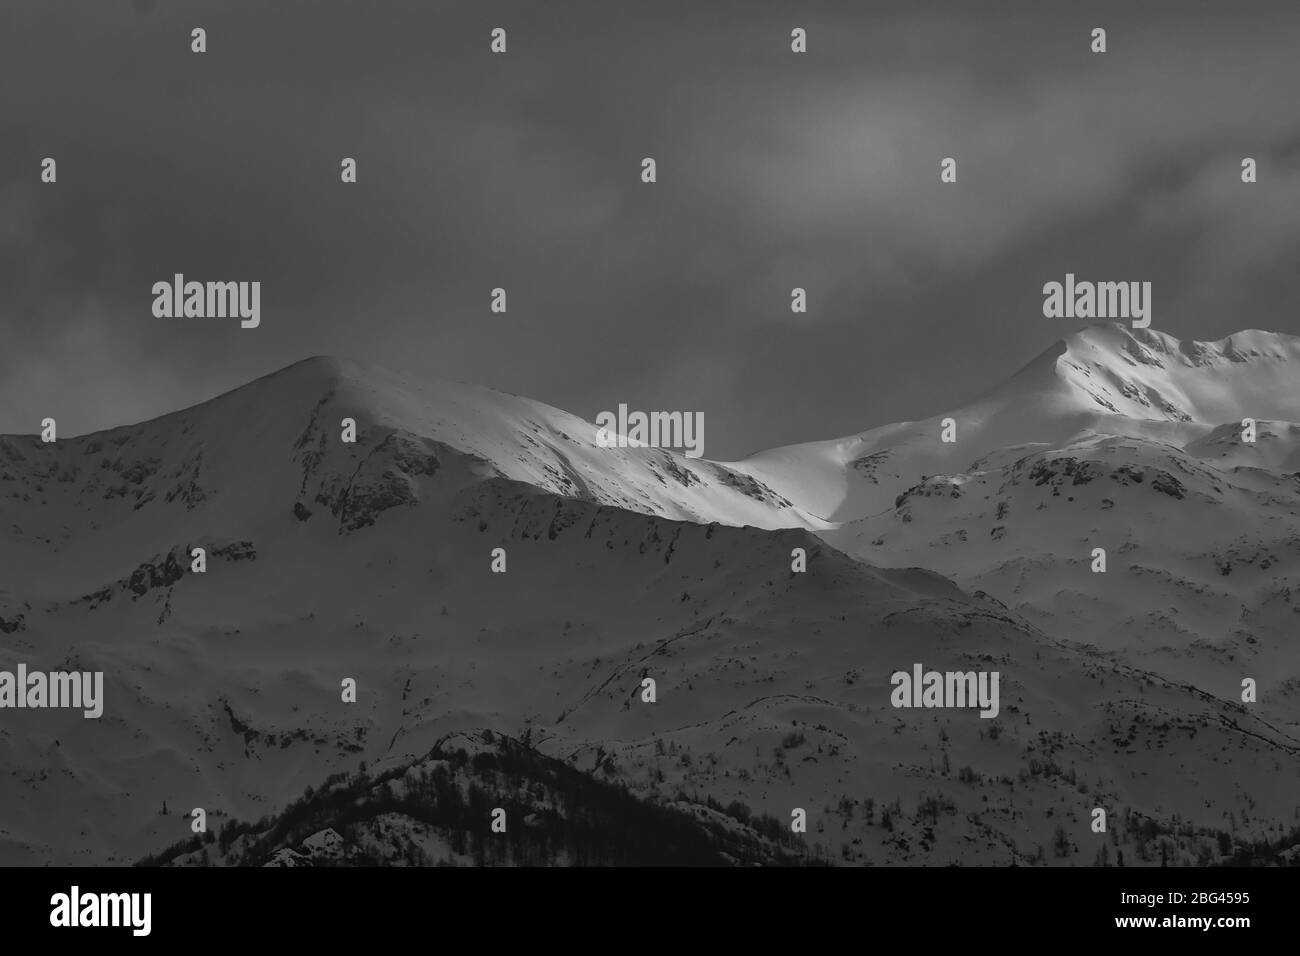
4 0 1299 458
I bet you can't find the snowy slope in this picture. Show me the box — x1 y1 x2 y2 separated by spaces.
0 357 822 599
807 326 1300 704
5 467 1297 867
728 324 1300 521
3 338 1300 867
827 435 1300 681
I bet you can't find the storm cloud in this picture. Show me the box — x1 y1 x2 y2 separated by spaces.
3 0 1298 457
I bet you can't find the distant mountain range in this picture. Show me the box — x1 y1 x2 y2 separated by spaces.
3 323 1298 866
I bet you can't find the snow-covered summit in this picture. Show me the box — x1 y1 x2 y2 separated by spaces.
0 355 824 595
726 324 1300 521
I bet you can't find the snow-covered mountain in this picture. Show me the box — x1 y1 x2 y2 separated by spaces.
0 356 816 595
728 323 1300 521
792 326 1300 695
3 330 1299 867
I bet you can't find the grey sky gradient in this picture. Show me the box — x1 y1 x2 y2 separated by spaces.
3 0 1299 458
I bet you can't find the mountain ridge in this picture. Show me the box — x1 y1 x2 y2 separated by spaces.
5 325 1300 867
727 323 1300 522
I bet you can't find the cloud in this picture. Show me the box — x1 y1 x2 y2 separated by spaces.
2 0 1299 456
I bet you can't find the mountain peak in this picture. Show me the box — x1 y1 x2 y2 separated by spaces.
985 324 1300 426
1053 322 1300 371
235 353 362 395
733 324 1300 522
